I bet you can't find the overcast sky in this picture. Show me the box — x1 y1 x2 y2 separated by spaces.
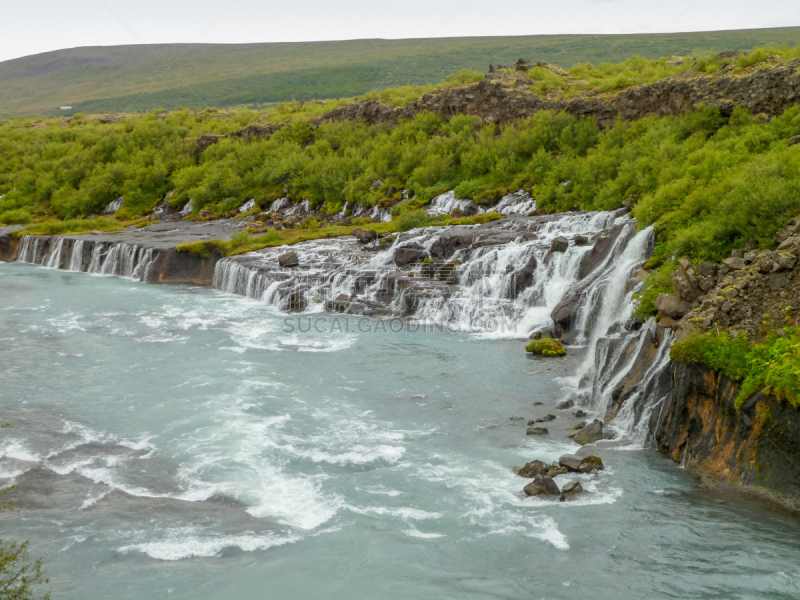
0 0 797 63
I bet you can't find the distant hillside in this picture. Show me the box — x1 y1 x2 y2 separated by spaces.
2 27 800 117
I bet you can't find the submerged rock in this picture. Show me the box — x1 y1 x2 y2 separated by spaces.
526 427 549 436
523 475 560 497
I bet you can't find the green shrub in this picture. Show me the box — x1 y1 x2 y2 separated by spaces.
0 208 31 224
396 209 431 232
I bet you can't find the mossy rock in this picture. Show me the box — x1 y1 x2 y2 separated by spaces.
526 337 566 356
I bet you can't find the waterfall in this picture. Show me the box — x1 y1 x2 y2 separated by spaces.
68 240 84 271
13 235 158 283
211 208 670 443
211 210 640 334
426 191 477 216
493 191 537 215
44 238 65 269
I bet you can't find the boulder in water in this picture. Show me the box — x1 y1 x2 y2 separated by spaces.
573 235 590 246
559 454 604 473
572 420 604 445
559 480 584 502
551 236 569 253
536 414 557 423
518 460 550 478
523 475 560 497
278 251 300 267
573 409 588 418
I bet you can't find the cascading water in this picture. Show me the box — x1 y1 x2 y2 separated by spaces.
492 190 537 215
211 208 670 443
15 235 158 282
426 191 477 216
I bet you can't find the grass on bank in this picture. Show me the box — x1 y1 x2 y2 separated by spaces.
670 321 800 409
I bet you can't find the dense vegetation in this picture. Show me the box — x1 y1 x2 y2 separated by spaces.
3 27 800 117
671 325 800 409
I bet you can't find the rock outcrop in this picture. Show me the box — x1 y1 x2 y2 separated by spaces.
652 361 800 512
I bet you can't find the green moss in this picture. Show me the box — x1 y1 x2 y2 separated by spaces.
526 338 566 356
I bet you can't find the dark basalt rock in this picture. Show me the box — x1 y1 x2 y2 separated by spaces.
578 223 626 279
551 236 569 253
573 235 590 246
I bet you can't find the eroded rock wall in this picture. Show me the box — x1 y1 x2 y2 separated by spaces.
653 362 800 512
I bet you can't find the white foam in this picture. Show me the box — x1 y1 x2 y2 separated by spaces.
403 528 445 539
119 530 302 561
528 517 569 550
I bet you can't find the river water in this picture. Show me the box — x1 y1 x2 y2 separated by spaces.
1 262 800 599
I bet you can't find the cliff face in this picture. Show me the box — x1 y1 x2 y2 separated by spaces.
653 361 800 512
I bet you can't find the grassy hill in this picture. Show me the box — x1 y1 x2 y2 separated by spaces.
2 27 800 117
